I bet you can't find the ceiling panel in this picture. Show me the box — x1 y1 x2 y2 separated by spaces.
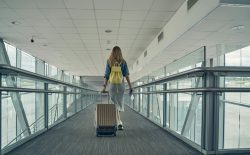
95 10 121 20
41 9 71 19
4 0 37 9
97 20 120 28
139 28 160 35
74 20 97 27
14 9 45 19
49 19 74 27
0 8 20 18
123 0 153 11
25 19 51 27
119 28 139 34
68 9 95 19
64 0 93 9
120 20 143 28
80 34 99 40
121 11 147 20
94 0 123 10
142 21 166 28
56 27 78 34
77 27 98 34
36 0 65 9
146 11 175 21
151 0 184 11
118 34 137 40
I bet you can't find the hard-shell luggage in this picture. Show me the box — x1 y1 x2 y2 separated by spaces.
95 92 117 136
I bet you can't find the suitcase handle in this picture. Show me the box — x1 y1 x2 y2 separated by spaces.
101 91 109 104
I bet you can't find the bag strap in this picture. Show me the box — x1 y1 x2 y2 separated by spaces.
109 59 123 67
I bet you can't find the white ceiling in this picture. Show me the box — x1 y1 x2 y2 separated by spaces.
131 4 250 81
0 0 185 76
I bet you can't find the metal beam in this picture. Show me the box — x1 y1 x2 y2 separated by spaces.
0 39 31 136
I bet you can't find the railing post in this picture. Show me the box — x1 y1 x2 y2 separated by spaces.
44 83 48 129
203 70 217 153
138 89 141 112
63 86 67 119
74 88 77 113
163 83 167 128
81 90 83 110
0 73 2 154
147 87 150 118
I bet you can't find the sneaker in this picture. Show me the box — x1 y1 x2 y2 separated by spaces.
118 124 123 130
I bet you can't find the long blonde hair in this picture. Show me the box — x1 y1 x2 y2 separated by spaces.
108 46 124 66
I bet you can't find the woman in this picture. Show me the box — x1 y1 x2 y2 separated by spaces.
102 46 132 130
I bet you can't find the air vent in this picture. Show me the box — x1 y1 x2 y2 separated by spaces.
158 32 164 43
187 0 199 10
144 51 147 57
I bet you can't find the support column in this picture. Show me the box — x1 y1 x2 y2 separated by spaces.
147 87 150 118
35 59 45 131
63 86 67 118
74 88 77 113
81 90 83 110
138 89 141 112
44 83 48 129
203 71 218 152
163 83 167 128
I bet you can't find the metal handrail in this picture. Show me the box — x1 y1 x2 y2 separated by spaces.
0 64 97 92
133 66 250 89
132 88 250 94
0 86 98 94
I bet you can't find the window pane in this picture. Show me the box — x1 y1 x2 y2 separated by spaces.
225 50 241 66
241 46 250 66
21 51 35 72
4 43 16 67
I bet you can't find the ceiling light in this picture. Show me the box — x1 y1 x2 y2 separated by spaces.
105 29 112 33
231 25 245 31
106 48 111 51
11 21 21 25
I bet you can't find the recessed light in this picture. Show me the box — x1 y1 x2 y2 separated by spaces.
231 25 245 31
105 29 112 33
11 21 21 25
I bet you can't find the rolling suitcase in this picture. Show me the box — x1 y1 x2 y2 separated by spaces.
95 92 117 136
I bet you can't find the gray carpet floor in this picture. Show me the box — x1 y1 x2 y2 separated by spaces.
7 103 202 155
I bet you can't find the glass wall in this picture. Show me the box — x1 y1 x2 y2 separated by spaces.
128 46 206 146
216 45 250 149
1 40 98 152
